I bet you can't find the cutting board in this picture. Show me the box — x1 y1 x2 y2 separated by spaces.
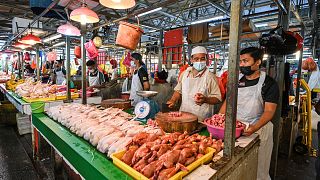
101 99 132 110
155 112 198 133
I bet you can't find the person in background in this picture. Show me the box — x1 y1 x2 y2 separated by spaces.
76 66 82 76
219 47 279 180
24 62 34 75
167 46 221 122
86 60 108 90
110 59 118 80
52 60 66 85
129 53 150 106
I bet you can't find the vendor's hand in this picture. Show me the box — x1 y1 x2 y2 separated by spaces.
166 100 175 108
194 93 206 105
87 86 94 91
243 124 258 136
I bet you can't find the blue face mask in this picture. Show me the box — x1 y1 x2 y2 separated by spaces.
193 62 206 71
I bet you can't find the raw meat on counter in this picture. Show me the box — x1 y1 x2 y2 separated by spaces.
47 104 163 157
120 132 223 179
206 114 245 128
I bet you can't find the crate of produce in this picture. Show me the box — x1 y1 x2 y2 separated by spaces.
111 147 215 180
22 96 56 103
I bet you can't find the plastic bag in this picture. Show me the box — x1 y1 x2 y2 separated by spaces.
74 46 81 59
123 51 131 67
119 54 127 75
47 51 57 62
122 77 129 92
24 52 30 61
85 40 98 60
218 71 228 100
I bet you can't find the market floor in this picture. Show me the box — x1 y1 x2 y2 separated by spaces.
0 124 39 180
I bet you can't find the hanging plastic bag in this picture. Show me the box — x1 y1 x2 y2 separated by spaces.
302 57 317 71
119 54 127 75
24 52 30 61
47 51 57 62
31 59 36 69
85 40 99 60
74 58 79 65
123 51 131 67
122 77 129 92
74 46 81 59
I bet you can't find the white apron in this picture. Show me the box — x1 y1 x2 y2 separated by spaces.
129 67 143 106
56 70 65 85
237 71 273 180
89 73 100 87
180 67 214 122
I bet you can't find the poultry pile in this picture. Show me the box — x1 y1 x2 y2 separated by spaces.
47 103 163 157
121 132 223 180
15 78 56 98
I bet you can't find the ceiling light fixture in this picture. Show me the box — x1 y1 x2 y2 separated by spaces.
189 15 224 25
18 33 41 45
52 42 66 47
70 3 99 24
13 42 31 49
100 0 135 9
137 7 163 17
255 23 269 28
57 22 81 36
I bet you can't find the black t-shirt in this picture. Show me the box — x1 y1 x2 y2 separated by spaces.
239 74 279 104
134 67 149 87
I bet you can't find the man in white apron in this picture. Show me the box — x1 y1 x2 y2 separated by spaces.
129 53 150 106
52 60 66 85
219 47 279 180
86 60 107 90
167 46 221 122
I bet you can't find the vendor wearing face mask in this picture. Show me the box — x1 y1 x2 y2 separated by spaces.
52 60 66 85
129 53 150 106
86 60 107 91
219 47 279 180
167 46 221 122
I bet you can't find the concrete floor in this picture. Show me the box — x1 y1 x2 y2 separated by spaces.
0 124 39 180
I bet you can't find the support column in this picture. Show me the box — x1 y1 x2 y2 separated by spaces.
65 36 72 102
81 24 87 104
158 30 163 71
36 46 40 81
20 52 24 79
17 52 21 79
295 28 304 103
223 0 243 158
270 0 290 177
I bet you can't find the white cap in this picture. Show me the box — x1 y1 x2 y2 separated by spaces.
191 46 207 56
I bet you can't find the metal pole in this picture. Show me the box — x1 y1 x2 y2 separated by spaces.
81 24 87 105
158 30 163 72
21 52 24 79
223 0 243 158
65 36 72 102
17 52 21 79
36 46 40 81
295 27 304 103
270 0 290 177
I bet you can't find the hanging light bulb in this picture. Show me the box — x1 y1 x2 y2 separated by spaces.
57 22 81 36
99 0 135 9
70 3 99 24
18 33 41 45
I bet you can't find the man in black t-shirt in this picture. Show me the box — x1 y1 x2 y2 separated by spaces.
129 53 150 105
219 47 278 179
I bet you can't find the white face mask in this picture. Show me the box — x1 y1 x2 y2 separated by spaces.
130 61 136 67
193 62 206 71
89 69 95 73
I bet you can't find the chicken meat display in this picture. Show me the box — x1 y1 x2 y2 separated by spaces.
47 104 163 157
121 132 223 179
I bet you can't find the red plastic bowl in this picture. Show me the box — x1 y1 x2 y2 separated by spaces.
203 118 244 140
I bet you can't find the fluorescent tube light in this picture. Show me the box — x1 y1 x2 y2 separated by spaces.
137 7 163 17
52 41 66 47
190 16 224 25
255 23 268 28
43 34 63 43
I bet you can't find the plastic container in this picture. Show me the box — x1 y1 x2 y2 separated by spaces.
204 118 244 139
111 147 215 180
30 101 45 113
